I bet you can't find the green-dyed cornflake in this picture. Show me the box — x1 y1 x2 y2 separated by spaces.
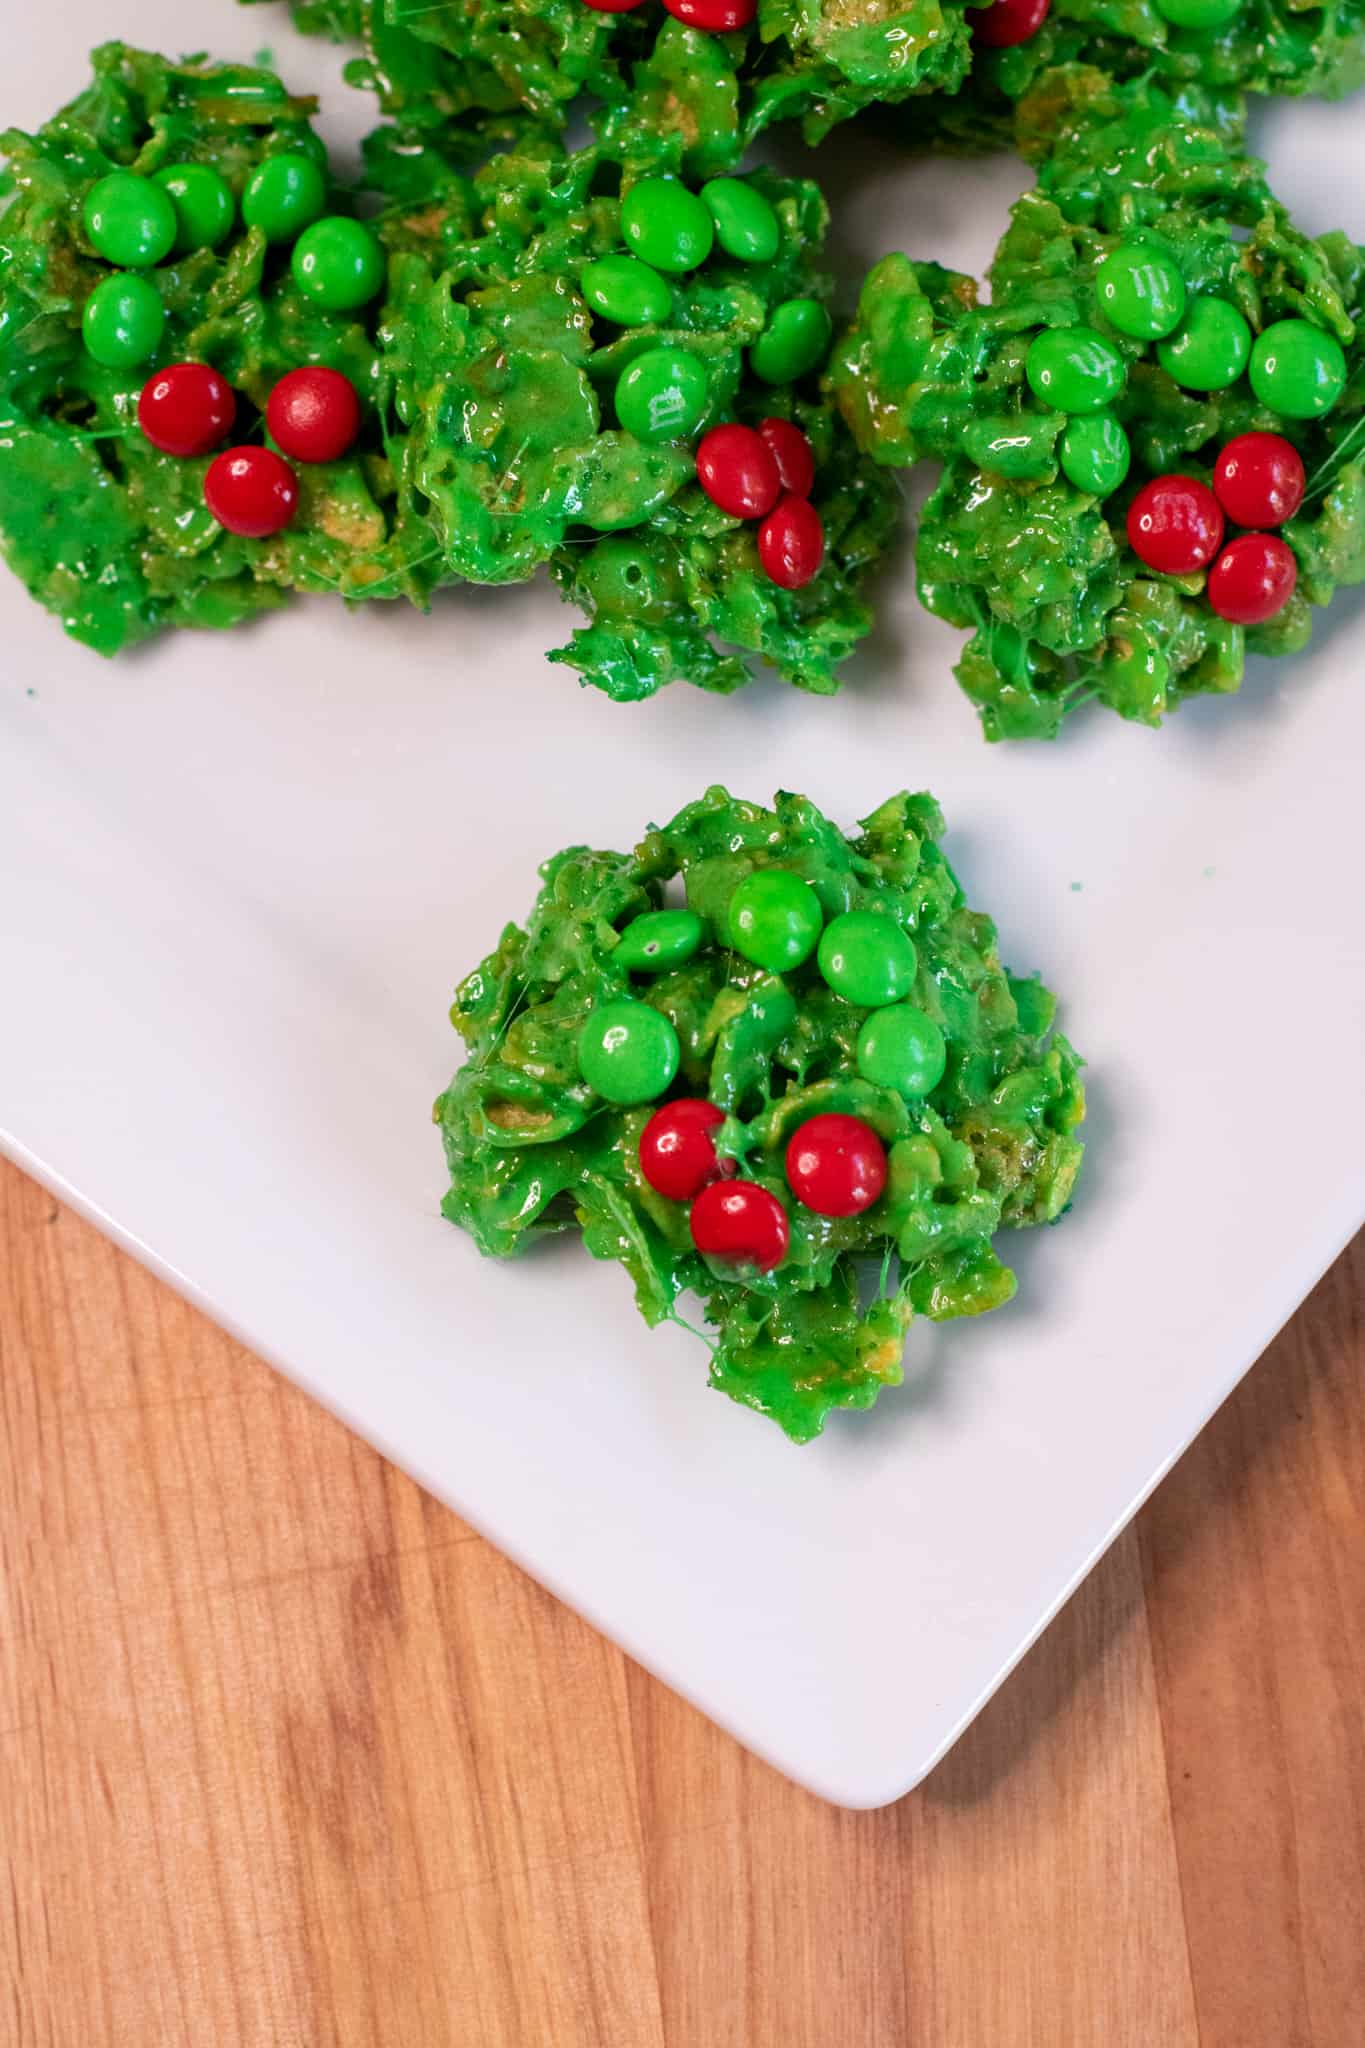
435 786 1085 1442
829 76 1365 738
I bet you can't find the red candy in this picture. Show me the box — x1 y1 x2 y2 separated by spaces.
1126 474 1224 576
1207 534 1297 625
696 423 781 520
639 1099 727 1201
759 417 816 499
137 362 236 458
266 367 362 464
785 1113 887 1219
663 0 757 24
758 495 824 589
1213 433 1306 530
690 1180 789 1271
204 446 300 538
968 0 1050 46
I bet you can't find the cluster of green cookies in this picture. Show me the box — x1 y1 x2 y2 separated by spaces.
437 786 1085 1440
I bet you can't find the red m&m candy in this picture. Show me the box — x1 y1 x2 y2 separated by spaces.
664 0 757 24
690 1180 789 1271
204 446 300 538
137 362 236 457
696 423 781 519
1126 474 1224 575
1207 534 1297 624
639 1099 727 1201
968 0 1050 45
785 1113 887 1218
759 417 816 499
758 495 824 589
1212 433 1306 529
266 366 362 464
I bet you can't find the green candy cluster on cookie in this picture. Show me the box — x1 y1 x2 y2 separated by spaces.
829 74 1365 737
0 42 441 654
435 786 1085 1442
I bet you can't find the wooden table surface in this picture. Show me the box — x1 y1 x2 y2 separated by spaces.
1 1155 1361 2047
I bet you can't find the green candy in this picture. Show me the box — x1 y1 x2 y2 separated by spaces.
154 163 235 253
750 299 833 385
702 179 781 264
1156 297 1251 391
291 216 386 311
1249 319 1347 419
242 151 326 243
577 999 680 1105
1153 0 1242 23
621 178 714 276
727 870 823 972
615 347 710 443
82 171 176 268
855 1005 946 1099
80 272 165 368
1059 412 1131 495
614 908 705 971
1025 327 1127 413
817 910 917 1008
1094 242 1186 341
580 254 673 328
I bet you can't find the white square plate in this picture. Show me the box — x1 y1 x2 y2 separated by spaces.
4 2 1363 1805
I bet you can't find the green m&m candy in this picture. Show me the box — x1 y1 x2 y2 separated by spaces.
855 1005 946 1099
702 179 780 264
614 908 705 971
580 254 672 328
81 273 165 368
1156 296 1251 391
577 999 680 1104
1154 0 1242 24
817 910 917 1008
82 172 177 268
728 870 823 973
621 178 714 275
1249 319 1347 419
154 163 235 253
291 217 385 311
615 347 710 443
242 151 326 243
1094 241 1185 340
1025 326 1127 413
750 299 833 385
1059 411 1131 495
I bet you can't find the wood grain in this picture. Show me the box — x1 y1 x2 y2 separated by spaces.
1 1153 1360 2047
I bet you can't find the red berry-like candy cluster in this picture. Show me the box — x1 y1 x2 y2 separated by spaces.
639 1099 888 1273
1125 432 1304 626
967 0 1050 46
580 0 757 21
136 360 363 539
694 417 824 589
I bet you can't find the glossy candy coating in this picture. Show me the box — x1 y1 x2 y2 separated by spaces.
1249 320 1347 420
291 217 386 311
786 1114 888 1218
702 180 780 264
137 363 236 457
1094 242 1186 340
578 999 681 1104
1156 298 1252 392
727 869 823 972
615 348 711 443
967 0 1050 43
621 179 714 275
1207 534 1297 623
204 446 300 538
83 171 176 268
580 254 673 328
758 496 824 588
690 1180 789 1271
1025 327 1126 413
1213 434 1305 528
242 152 326 243
639 1099 726 1201
696 424 781 519
855 1005 947 1099
759 418 815 498
1059 412 1130 495
664 0 758 24
1126 474 1224 575
817 911 917 1008
154 163 235 253
750 299 833 385
81 273 164 368
266 367 362 463
614 908 706 972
